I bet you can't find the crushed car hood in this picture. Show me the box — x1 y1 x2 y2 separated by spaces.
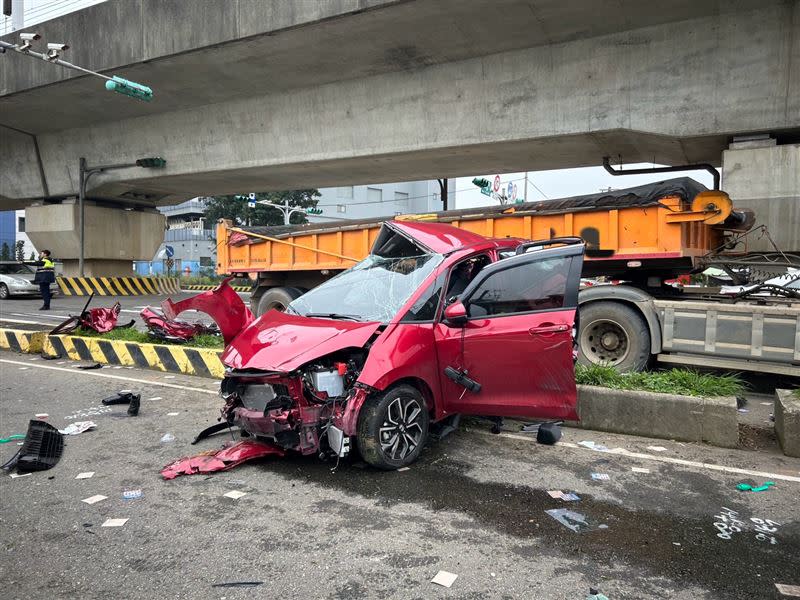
222 310 381 372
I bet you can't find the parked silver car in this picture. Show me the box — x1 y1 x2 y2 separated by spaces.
0 262 59 299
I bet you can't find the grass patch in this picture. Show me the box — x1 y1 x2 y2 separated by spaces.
793 389 800 400
73 327 223 349
575 364 745 397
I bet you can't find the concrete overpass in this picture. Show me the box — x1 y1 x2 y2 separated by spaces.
1 0 798 273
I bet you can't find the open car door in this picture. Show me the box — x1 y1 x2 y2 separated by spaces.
433 239 585 420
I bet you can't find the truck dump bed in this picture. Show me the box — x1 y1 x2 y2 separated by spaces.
217 178 740 278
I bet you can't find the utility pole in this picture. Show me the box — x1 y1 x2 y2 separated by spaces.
255 198 319 224
437 179 449 210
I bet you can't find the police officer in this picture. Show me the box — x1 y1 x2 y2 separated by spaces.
31 249 56 310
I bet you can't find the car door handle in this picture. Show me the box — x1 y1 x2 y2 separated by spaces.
529 324 569 335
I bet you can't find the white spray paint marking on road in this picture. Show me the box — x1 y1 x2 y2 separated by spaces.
0 358 217 395
479 431 800 484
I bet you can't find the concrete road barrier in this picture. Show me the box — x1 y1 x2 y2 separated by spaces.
575 385 739 448
42 334 224 378
57 276 180 296
775 389 800 458
0 329 45 354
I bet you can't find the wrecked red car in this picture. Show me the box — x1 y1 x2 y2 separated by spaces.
176 222 584 469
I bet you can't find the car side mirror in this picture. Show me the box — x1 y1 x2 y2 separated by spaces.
443 301 468 327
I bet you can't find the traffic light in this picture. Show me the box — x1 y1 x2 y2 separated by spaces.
472 178 491 189
306 207 323 215
105 76 153 102
135 157 167 168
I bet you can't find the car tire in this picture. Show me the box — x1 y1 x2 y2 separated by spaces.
0 283 9 300
255 286 304 316
577 301 651 372
357 384 429 470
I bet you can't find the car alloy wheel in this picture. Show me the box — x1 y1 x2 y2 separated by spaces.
379 395 425 461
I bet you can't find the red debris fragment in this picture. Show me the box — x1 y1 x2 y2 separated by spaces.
160 440 284 480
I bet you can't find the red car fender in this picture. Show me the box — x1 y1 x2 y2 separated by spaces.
161 277 254 345
338 387 369 436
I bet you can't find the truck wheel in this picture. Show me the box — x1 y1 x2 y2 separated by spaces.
357 385 429 470
255 287 304 316
578 301 651 372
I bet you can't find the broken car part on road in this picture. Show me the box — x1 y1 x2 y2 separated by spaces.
161 439 284 479
0 419 64 472
140 306 220 344
49 293 134 335
169 222 585 470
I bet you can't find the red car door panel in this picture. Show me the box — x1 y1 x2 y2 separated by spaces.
434 243 584 420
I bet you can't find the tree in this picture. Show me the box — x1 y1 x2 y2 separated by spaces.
0 243 10 261
29 251 36 260
203 190 321 227
14 240 25 262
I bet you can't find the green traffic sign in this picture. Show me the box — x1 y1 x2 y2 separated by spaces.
105 76 153 102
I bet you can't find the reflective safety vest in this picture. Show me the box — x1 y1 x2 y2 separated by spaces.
34 257 55 284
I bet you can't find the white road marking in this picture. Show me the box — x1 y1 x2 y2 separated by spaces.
0 317 48 325
482 431 800 483
10 312 69 320
0 358 217 395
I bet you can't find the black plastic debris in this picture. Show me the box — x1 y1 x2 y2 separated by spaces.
127 395 141 417
102 391 139 406
210 582 264 588
0 420 64 472
77 363 102 370
536 422 562 445
40 353 62 361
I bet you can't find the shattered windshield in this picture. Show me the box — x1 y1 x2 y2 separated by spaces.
288 253 443 323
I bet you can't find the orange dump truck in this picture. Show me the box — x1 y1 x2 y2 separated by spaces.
217 178 798 375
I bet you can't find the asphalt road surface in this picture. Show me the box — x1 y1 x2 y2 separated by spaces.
1 356 798 599
0 291 248 332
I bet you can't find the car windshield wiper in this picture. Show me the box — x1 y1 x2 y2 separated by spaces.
304 312 362 321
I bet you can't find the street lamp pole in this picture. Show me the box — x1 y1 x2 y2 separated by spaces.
256 199 308 225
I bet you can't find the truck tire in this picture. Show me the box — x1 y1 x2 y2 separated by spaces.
357 385 429 470
577 301 651 372
255 286 304 316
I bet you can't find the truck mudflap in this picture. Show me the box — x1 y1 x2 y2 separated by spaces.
162 277 254 345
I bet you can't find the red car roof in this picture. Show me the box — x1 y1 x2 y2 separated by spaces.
389 220 492 254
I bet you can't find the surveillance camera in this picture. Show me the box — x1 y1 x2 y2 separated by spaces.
19 32 41 41
47 43 69 51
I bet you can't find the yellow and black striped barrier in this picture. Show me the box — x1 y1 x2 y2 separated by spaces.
43 334 224 378
0 329 45 354
57 276 181 296
183 284 252 293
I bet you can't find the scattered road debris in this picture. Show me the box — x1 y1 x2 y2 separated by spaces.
397 467 410 472
82 495 107 505
431 571 458 588
148 397 163 401
561 492 580 501
545 508 590 532
591 473 610 481
0 434 25 444
587 588 610 600
579 440 610 452
160 433 176 444
34 413 48 418
210 582 264 588
9 473 32 479
161 440 284 480
123 489 143 500
77 363 102 370
738 408 750 413
59 421 97 435
632 467 651 474
127 395 140 416
223 490 247 500
775 583 800 597
536 422 562 445
101 518 128 527
75 472 95 479
166 412 179 416
1 420 64 472
190 422 235 445
647 446 668 452
547 490 564 498
737 481 775 492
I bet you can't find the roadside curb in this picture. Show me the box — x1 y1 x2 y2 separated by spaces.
575 384 739 449
182 284 251 292
0 328 46 354
42 334 225 378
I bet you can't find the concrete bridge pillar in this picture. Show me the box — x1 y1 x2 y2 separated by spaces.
722 140 800 254
25 200 165 277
